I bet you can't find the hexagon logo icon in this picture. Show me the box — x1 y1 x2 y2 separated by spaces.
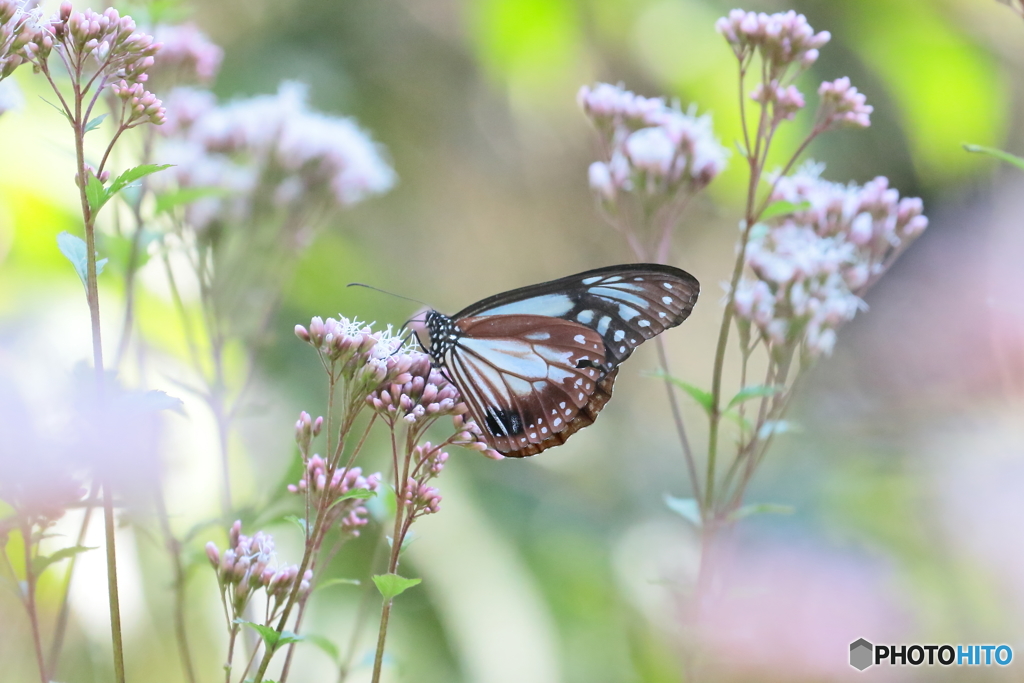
850 638 874 671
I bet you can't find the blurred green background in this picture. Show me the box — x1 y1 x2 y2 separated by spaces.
1 0 1023 681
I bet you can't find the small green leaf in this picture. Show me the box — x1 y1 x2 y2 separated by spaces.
284 515 308 538
964 143 1024 171
372 573 421 600
730 503 795 521
305 634 341 662
664 495 701 527
385 530 416 553
236 620 284 650
155 186 228 214
759 200 811 222
338 488 376 501
56 232 90 287
278 630 304 647
314 577 360 593
652 371 713 415
727 384 785 410
85 172 108 214
107 164 173 198
83 113 108 133
31 545 97 575
39 96 71 123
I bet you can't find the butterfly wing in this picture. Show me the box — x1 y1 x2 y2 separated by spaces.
454 263 699 369
444 315 618 457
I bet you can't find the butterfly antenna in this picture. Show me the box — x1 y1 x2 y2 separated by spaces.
347 282 431 308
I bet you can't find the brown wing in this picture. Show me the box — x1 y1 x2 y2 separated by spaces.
444 314 618 457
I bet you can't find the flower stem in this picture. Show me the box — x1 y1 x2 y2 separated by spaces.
21 523 48 683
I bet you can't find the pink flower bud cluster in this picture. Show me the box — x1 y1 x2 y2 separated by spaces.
715 9 830 71
157 82 395 233
150 22 222 86
206 521 311 613
287 458 381 536
816 77 872 130
295 315 413 392
733 164 928 357
0 0 42 79
52 4 161 84
450 412 504 460
293 410 323 454
402 477 442 516
751 80 806 124
579 82 727 201
111 79 165 126
367 353 466 425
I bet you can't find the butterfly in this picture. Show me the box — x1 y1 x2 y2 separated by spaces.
418 263 699 458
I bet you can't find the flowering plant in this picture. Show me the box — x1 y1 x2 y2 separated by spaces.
580 9 928 610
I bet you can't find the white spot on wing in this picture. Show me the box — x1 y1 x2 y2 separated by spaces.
663 282 673 289
662 296 673 305
525 331 551 341
554 418 562 426
573 334 586 344
638 320 651 327
481 294 574 317
613 330 625 342
577 310 595 324
597 316 611 335
582 276 601 285
618 304 640 321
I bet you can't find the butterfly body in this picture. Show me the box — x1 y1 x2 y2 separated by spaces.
422 264 699 457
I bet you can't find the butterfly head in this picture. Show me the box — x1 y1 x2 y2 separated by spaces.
423 309 460 364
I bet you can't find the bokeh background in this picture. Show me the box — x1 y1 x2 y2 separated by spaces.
1 0 1023 681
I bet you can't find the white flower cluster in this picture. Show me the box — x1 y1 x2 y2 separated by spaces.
579 82 728 200
159 82 396 232
733 163 928 357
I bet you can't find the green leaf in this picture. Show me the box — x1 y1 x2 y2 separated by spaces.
108 164 173 197
83 113 108 133
39 96 71 123
56 232 89 287
663 495 701 527
305 634 341 662
278 630 304 647
372 573 421 600
284 515 308 538
385 530 416 553
730 503 795 521
154 186 228 214
652 371 713 415
85 172 108 214
235 620 301 651
31 545 97 576
963 143 1024 171
726 384 785 410
314 577 360 593
338 488 376 501
759 200 811 221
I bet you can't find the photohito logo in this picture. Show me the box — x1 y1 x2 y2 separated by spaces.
849 638 1013 671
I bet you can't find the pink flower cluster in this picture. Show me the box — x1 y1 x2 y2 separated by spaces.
402 478 442 516
150 22 222 85
0 0 38 79
296 315 412 393
158 82 395 232
715 9 830 70
365 348 503 459
816 77 872 130
368 353 465 425
288 457 381 536
206 521 312 612
50 3 162 87
733 164 928 357
579 82 728 198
